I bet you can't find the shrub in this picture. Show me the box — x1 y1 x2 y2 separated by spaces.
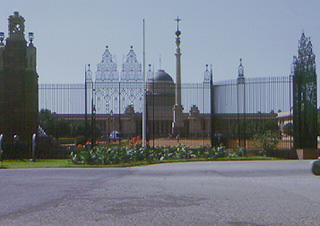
70 145 227 165
254 130 279 157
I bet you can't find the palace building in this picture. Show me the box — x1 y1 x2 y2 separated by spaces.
0 13 290 151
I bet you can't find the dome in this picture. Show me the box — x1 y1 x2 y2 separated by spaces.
146 69 175 94
154 70 174 83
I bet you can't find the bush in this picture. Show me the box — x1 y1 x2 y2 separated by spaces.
235 147 247 157
254 130 279 157
71 145 227 165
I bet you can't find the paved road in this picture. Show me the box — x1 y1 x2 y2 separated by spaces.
0 160 320 225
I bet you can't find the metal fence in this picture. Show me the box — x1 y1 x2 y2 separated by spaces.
39 76 292 115
39 82 211 115
39 75 293 149
39 84 85 115
214 76 292 114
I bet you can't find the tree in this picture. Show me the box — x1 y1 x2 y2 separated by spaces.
292 33 317 149
283 123 293 137
70 121 101 141
39 109 52 122
39 109 102 140
230 120 279 139
259 121 279 133
70 121 86 137
52 118 70 138
39 109 70 139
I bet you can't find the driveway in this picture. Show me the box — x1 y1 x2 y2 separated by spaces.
0 160 319 225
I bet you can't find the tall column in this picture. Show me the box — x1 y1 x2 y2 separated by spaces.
172 17 184 136
237 58 246 148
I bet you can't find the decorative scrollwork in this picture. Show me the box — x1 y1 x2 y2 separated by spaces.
120 46 142 82
95 46 119 82
94 46 143 114
203 64 210 83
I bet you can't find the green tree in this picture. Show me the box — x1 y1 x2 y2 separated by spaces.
254 130 279 157
70 121 101 141
53 118 70 138
231 120 279 139
283 123 293 136
40 109 102 140
39 109 70 138
259 121 279 133
70 121 86 137
292 33 317 149
230 120 257 139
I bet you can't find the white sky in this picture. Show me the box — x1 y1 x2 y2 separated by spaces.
1 0 320 84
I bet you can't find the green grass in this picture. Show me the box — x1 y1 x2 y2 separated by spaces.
0 159 74 169
0 159 158 169
0 156 277 169
216 156 278 161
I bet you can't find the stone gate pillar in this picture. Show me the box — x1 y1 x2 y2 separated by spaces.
0 12 38 158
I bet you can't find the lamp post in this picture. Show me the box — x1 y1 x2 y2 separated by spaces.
85 64 95 149
85 64 92 142
142 19 146 147
210 65 215 147
110 110 114 141
118 81 122 147
91 78 96 149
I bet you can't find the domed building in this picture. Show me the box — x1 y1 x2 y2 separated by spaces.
146 69 175 138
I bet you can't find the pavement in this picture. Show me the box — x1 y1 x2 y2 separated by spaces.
0 160 320 225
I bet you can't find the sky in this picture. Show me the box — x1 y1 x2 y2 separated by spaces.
1 0 320 84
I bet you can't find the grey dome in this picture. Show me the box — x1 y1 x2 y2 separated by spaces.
154 70 173 83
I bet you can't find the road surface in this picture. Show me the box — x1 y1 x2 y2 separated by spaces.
0 160 320 225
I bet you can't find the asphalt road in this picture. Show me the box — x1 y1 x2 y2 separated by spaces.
0 160 320 225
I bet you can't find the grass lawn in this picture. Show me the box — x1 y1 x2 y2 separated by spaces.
0 159 162 169
0 159 74 169
0 156 277 169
